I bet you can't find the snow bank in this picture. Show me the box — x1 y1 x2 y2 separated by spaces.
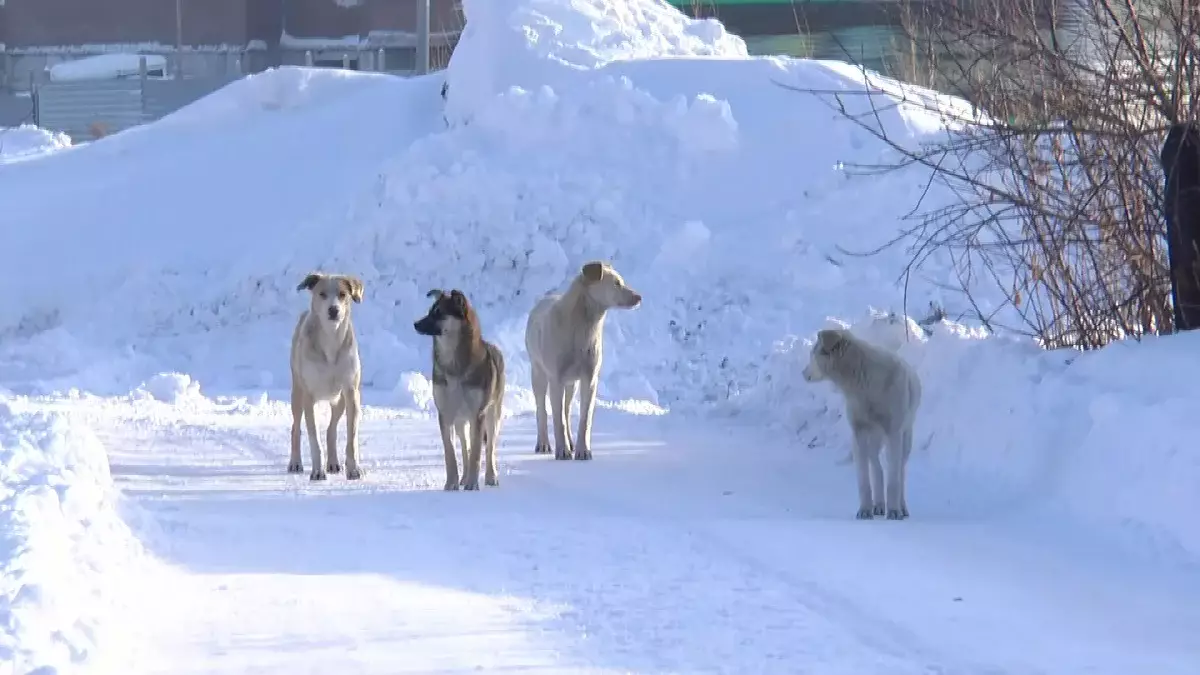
0 0 1192 565
0 125 72 164
0 402 142 673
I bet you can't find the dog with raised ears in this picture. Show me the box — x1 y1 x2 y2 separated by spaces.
802 327 922 520
524 260 642 461
414 289 506 491
289 271 366 481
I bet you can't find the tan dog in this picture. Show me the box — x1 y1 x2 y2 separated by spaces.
289 272 365 481
524 261 641 461
414 289 506 490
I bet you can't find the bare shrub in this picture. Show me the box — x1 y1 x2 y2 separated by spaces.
786 0 1200 349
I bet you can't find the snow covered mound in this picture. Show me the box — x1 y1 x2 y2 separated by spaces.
0 401 142 673
0 125 72 164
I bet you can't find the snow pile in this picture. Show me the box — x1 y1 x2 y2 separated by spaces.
0 125 72 164
0 401 143 673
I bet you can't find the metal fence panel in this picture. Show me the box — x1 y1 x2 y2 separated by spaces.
35 79 144 141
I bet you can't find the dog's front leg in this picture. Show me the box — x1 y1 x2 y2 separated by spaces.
325 396 346 475
303 399 325 481
343 387 363 480
549 378 572 460
462 416 486 491
531 364 551 454
288 383 305 473
574 374 599 461
851 422 882 519
438 412 459 490
456 423 470 487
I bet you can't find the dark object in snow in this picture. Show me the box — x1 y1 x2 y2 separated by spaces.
1160 123 1200 331
440 81 449 101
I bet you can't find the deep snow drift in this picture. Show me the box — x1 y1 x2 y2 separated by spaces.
0 0 1198 671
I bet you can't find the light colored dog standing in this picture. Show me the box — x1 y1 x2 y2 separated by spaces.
802 327 922 520
525 261 642 461
413 289 506 491
289 272 366 481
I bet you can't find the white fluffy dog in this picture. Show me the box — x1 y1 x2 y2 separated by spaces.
803 327 922 520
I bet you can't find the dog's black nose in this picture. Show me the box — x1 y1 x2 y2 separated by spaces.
327 307 340 320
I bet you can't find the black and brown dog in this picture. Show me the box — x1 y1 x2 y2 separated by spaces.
414 289 506 491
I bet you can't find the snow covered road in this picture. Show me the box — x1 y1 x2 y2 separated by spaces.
22 396 1196 675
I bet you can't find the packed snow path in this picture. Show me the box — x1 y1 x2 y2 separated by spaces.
46 397 1200 674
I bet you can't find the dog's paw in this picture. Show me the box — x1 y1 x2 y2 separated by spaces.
872 505 885 517
554 447 573 460
900 506 910 519
855 508 875 520
573 446 592 461
309 469 328 481
443 478 460 491
462 477 480 491
326 461 342 475
533 440 552 454
345 465 363 480
286 461 304 474
886 509 905 520
485 473 499 487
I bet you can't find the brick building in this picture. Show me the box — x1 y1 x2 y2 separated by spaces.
0 0 463 89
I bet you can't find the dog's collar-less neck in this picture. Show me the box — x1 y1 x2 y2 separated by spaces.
309 315 352 361
432 327 484 381
560 280 606 326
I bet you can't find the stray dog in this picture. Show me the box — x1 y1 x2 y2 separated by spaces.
803 328 922 520
414 289 506 491
525 261 642 461
289 272 366 481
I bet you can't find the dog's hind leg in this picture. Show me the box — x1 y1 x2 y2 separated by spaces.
456 422 470 487
288 383 305 473
884 429 907 520
898 425 914 519
344 387 364 480
531 363 551 454
325 395 345 475
850 421 883 519
462 415 486 491
304 399 325 481
439 412 460 491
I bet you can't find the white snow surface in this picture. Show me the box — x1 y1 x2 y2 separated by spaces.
0 0 1197 672
0 125 72 164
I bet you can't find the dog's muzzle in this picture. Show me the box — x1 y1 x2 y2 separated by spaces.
413 317 440 336
327 307 341 321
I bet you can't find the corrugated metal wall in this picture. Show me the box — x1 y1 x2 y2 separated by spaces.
34 79 144 141
33 77 241 142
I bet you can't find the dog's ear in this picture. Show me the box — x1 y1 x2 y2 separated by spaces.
446 289 470 319
816 329 848 354
426 289 445 302
340 276 365 303
581 261 605 283
297 273 322 292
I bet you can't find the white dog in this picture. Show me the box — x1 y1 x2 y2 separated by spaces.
289 272 365 481
803 327 922 519
525 261 642 461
